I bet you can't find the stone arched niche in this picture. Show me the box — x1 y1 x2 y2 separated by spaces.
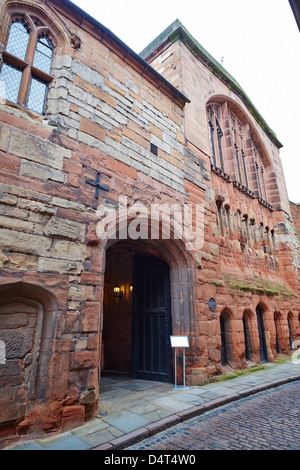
0 282 58 427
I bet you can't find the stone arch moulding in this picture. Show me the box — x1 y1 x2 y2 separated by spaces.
100 212 198 338
0 0 74 50
0 281 58 414
206 94 273 170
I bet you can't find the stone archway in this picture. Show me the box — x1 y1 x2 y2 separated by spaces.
0 282 58 429
101 231 196 384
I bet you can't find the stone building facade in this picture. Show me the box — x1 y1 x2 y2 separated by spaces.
290 202 300 236
0 1 299 447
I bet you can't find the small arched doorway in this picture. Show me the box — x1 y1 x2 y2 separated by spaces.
256 305 268 363
274 311 281 354
220 310 232 365
242 311 253 361
287 312 294 352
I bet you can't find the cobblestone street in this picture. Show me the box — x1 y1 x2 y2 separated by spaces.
128 381 300 450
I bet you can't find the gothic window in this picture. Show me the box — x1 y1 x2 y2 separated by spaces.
0 14 54 114
207 100 270 203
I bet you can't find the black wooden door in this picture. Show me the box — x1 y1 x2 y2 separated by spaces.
132 255 172 382
256 306 268 363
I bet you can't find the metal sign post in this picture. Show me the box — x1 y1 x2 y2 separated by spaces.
170 336 189 390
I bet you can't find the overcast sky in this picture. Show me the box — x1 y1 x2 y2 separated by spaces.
73 0 300 204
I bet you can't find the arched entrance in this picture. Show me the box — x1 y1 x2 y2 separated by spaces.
102 238 194 384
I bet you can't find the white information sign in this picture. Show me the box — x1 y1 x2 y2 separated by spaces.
170 336 189 348
170 336 189 389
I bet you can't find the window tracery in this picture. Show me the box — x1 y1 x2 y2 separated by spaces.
207 101 271 207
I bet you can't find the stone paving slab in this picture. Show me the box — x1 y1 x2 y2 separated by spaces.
5 360 300 451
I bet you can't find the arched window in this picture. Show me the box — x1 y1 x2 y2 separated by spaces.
207 100 271 203
242 312 253 361
274 312 281 354
256 305 268 363
287 313 294 352
220 310 232 365
0 13 54 114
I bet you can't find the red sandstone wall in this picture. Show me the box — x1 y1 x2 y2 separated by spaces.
0 0 299 448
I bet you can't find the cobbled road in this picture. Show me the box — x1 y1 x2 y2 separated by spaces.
128 381 300 450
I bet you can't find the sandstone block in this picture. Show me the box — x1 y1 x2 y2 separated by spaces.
61 405 85 431
71 350 98 370
18 198 56 215
79 389 97 405
72 59 104 88
7 126 71 170
44 217 85 242
0 182 51 203
51 240 87 261
210 243 219 256
0 329 34 359
80 117 105 141
81 303 100 332
46 98 70 117
0 228 51 256
20 161 66 183
0 122 12 152
68 285 96 301
0 194 17 206
38 257 83 274
0 215 34 233
0 386 27 424
7 253 38 271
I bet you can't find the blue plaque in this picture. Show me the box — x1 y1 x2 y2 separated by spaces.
208 297 216 312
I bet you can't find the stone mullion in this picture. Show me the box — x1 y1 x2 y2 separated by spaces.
222 106 235 179
245 129 259 196
17 27 38 107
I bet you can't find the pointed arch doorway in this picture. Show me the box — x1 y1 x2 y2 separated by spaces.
102 242 173 383
256 305 268 363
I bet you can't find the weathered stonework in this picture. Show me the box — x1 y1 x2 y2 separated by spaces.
0 0 299 448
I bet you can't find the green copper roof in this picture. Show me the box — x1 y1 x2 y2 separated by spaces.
140 20 283 149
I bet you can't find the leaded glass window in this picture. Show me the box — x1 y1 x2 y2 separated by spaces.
0 16 54 114
33 36 53 74
6 21 29 60
26 76 48 114
0 62 23 103
207 106 225 171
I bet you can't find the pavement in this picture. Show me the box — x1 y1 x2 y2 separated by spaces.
5 359 300 451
